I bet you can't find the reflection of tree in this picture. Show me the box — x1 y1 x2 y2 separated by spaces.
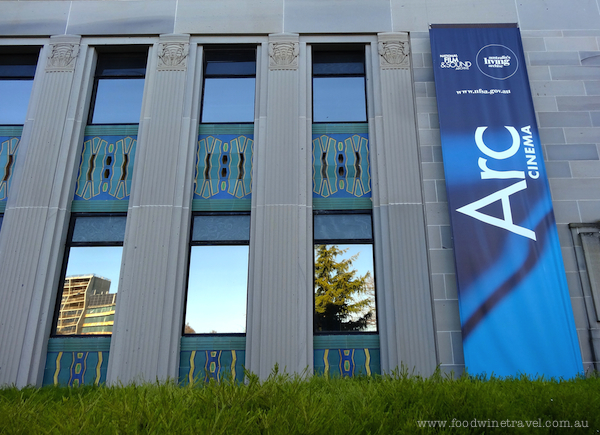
184 323 196 334
314 245 373 332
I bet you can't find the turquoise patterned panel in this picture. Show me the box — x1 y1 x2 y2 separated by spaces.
0 136 21 202
194 134 253 202
42 337 111 386
74 135 137 202
179 336 246 384
313 133 371 200
314 335 380 377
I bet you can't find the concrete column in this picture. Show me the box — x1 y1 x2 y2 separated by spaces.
107 35 199 384
369 33 437 376
0 35 91 387
246 33 313 379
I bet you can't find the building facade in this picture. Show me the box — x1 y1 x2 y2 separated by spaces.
0 0 599 387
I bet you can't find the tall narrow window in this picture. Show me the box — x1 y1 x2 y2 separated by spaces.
89 52 146 125
201 49 256 123
184 214 250 334
314 212 377 333
312 48 367 123
53 215 126 336
0 52 38 125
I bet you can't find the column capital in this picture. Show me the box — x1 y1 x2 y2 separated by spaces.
157 34 190 71
46 35 82 73
268 33 300 71
377 32 410 70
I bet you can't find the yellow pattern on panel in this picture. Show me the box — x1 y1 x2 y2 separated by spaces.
95 352 103 386
323 349 329 377
365 349 371 377
189 350 196 384
231 350 237 380
53 352 63 386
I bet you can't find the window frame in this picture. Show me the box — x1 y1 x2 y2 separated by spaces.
0 49 39 126
51 212 126 338
183 211 251 336
311 45 368 124
313 210 378 334
200 46 257 125
87 49 148 126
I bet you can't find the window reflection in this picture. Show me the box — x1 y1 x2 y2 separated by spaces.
0 52 38 125
314 244 376 332
91 78 145 124
201 49 256 124
185 245 249 334
88 52 147 125
57 246 122 335
312 48 367 123
0 80 34 125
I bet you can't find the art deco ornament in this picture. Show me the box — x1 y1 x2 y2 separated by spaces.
46 43 79 72
158 42 189 71
378 40 410 69
269 41 299 70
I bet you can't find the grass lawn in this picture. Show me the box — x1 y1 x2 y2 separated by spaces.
1 369 598 434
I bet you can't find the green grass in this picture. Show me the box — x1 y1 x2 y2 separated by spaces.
1 370 599 434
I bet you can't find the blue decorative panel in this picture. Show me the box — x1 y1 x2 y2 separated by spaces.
74 135 137 201
179 336 246 384
194 134 253 201
313 133 371 200
0 136 20 202
43 337 111 386
314 335 380 377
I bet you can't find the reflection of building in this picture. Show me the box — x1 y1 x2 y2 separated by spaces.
57 275 116 335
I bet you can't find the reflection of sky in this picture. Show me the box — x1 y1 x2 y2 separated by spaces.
185 245 249 333
202 78 255 123
0 80 33 124
92 79 144 124
313 77 367 122
65 246 123 294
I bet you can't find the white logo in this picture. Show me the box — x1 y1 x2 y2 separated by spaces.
440 54 472 70
476 44 519 80
483 55 511 68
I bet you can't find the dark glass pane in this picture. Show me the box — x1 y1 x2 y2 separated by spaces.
192 215 250 242
201 78 255 123
185 245 248 333
72 216 127 243
0 53 38 77
313 51 364 75
204 50 256 76
0 215 3 232
56 246 122 335
314 214 372 241
0 80 33 124
313 77 366 122
314 244 376 332
96 54 146 77
91 78 145 124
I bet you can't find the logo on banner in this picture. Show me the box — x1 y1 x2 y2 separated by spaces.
476 44 518 80
439 54 472 70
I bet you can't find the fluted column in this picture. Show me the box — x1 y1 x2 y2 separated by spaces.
246 33 313 378
0 35 89 387
370 32 437 375
107 34 199 384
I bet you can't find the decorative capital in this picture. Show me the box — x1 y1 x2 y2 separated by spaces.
158 42 189 71
269 41 299 70
46 43 79 72
378 32 410 70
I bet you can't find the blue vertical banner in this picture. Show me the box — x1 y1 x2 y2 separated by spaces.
430 26 583 378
